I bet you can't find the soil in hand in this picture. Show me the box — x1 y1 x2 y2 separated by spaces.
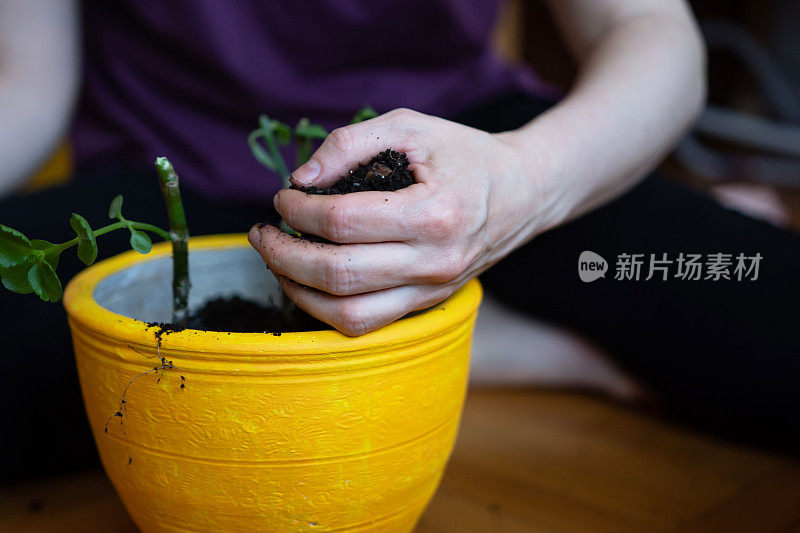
296 149 415 194
276 149 416 244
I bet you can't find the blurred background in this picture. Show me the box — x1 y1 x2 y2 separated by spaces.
490 0 800 230
21 0 800 223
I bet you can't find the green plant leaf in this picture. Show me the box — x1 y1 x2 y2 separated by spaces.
108 195 124 219
30 240 62 270
28 260 63 302
295 138 312 168
272 121 292 145
294 118 328 139
257 114 271 130
129 229 152 254
248 131 277 171
350 105 379 124
0 258 34 294
257 114 292 144
293 118 328 167
0 224 34 268
70 213 98 266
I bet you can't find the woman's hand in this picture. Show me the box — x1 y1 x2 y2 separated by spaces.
249 0 706 336
248 108 549 335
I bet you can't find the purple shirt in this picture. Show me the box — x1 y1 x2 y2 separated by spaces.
73 0 554 202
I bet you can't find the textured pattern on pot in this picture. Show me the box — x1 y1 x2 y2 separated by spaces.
63 234 482 532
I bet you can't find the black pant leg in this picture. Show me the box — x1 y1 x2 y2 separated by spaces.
481 176 800 448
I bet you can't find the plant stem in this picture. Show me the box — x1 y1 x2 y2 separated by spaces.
296 138 311 169
155 157 191 326
259 117 291 187
49 221 171 255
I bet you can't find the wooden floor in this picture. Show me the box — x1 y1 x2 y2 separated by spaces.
2 388 799 532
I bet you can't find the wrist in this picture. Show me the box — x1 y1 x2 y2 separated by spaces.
494 126 570 236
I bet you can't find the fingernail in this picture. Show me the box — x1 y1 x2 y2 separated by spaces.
290 159 320 187
248 225 262 247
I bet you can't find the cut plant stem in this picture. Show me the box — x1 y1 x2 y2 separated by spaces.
155 157 191 326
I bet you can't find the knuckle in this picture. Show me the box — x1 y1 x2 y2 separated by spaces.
326 127 355 155
323 201 353 242
386 107 418 124
425 202 459 238
463 241 485 268
336 302 370 336
427 249 468 283
320 256 353 295
419 286 454 309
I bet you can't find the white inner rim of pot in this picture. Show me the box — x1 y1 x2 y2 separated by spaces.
93 247 280 324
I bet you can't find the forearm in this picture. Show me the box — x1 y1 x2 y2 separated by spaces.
502 9 706 234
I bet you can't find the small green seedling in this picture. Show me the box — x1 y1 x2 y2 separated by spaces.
349 105 379 125
0 157 191 323
1 107 379 322
247 105 380 187
246 106 379 316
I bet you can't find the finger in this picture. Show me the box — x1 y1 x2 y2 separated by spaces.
274 186 429 244
278 275 455 336
250 224 423 295
290 109 424 189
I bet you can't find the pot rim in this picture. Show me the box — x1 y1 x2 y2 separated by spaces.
63 234 482 358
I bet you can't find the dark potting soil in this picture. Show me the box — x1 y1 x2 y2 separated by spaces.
295 149 415 195
189 296 327 333
268 149 416 245
146 296 328 337
258 149 416 245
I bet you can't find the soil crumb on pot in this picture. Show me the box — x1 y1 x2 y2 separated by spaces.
145 321 186 346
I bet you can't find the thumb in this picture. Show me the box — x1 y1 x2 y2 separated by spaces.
290 115 410 189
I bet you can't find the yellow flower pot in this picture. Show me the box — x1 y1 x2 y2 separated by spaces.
63 234 482 532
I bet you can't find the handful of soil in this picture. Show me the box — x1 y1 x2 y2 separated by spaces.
296 149 415 194
281 149 416 245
